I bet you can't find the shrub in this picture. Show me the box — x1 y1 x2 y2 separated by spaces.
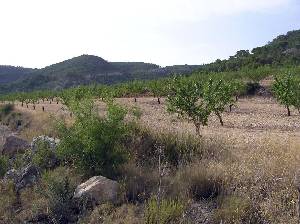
37 167 81 223
32 140 59 171
245 82 261 96
0 104 14 118
0 181 18 223
145 197 185 224
213 196 262 223
57 98 128 178
120 162 158 203
169 162 222 201
0 155 9 178
127 125 228 168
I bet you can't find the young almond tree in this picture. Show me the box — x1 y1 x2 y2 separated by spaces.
291 77 300 114
149 80 167 104
203 78 234 126
272 73 295 116
167 76 211 136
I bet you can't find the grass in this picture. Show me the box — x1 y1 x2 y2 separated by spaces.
1 99 300 223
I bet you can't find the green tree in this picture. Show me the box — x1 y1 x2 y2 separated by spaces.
272 73 295 116
167 77 210 136
291 77 300 114
203 79 234 126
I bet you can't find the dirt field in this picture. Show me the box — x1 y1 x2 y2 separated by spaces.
12 95 300 149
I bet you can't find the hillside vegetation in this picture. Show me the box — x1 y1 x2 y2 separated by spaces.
0 29 299 94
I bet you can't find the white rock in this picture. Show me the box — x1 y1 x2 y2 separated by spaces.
74 176 119 205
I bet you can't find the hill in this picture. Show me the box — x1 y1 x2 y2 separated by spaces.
200 29 300 72
0 55 201 93
0 66 33 84
0 29 299 94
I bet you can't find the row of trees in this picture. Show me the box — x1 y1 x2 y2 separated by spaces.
2 65 284 105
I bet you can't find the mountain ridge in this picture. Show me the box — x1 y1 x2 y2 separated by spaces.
0 29 299 93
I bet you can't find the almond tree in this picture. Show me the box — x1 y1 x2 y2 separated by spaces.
203 79 235 126
272 73 295 116
167 77 210 136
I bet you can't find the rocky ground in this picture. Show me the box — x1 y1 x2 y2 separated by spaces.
0 125 12 150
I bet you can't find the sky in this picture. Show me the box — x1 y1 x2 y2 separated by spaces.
0 0 300 68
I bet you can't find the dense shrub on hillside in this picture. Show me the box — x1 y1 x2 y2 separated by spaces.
36 167 82 223
57 97 128 178
0 156 9 178
32 140 60 171
0 104 14 117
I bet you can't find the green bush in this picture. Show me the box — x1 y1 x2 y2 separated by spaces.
0 156 9 178
245 82 261 95
0 104 14 118
38 167 81 223
145 197 185 224
57 97 128 178
32 140 59 171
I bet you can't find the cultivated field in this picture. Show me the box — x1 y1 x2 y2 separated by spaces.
14 95 300 148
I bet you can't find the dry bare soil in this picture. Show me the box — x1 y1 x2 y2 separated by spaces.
14 95 300 148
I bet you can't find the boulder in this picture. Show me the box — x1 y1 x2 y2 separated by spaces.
4 165 40 192
74 176 119 205
1 135 29 157
31 135 60 153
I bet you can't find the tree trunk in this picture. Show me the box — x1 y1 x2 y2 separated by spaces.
194 122 202 137
216 112 224 126
229 104 233 112
235 95 238 102
157 97 161 104
287 105 291 116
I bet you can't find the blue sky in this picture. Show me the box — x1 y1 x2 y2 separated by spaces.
0 0 299 68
